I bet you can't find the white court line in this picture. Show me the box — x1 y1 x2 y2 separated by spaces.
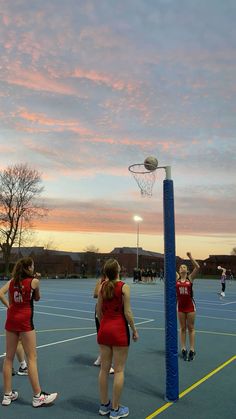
0 318 154 357
35 310 94 321
38 304 94 314
38 304 154 321
43 298 94 306
221 301 236 306
35 309 154 323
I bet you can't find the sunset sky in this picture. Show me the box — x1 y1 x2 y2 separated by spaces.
0 0 235 259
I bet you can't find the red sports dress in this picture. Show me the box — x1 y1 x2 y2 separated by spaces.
97 281 130 346
176 279 196 313
5 278 35 332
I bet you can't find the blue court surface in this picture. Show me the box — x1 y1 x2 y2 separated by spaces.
0 278 235 419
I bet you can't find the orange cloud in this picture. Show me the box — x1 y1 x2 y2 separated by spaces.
72 68 136 92
30 201 236 236
1 64 77 96
16 109 92 136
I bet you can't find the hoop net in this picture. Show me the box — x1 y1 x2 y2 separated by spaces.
128 163 157 197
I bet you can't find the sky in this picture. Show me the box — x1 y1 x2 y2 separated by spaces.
0 0 236 259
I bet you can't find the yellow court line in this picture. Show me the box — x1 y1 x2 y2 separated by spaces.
145 355 236 419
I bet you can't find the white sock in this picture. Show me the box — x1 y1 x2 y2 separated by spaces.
20 360 27 369
34 392 41 398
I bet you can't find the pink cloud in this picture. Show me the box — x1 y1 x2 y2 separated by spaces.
72 68 136 92
15 109 92 136
0 64 77 96
31 200 236 236
2 15 10 26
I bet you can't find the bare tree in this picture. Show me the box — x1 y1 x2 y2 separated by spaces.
83 244 99 253
0 163 47 273
44 239 57 251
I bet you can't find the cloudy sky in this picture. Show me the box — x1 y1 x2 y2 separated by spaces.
0 0 235 259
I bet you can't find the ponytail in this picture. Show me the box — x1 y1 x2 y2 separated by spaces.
102 258 120 300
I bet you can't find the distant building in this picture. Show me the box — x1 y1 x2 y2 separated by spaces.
110 247 164 276
1 246 235 278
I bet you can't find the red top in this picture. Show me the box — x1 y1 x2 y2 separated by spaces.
176 279 196 313
97 280 130 346
5 277 35 332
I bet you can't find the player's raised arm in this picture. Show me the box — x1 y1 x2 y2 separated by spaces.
187 252 200 281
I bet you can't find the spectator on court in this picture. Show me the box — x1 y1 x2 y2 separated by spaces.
97 258 139 418
93 271 114 374
1 257 57 407
176 252 200 362
217 266 227 297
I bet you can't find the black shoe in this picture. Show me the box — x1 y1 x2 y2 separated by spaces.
181 349 188 361
188 350 196 361
12 368 16 376
17 366 28 376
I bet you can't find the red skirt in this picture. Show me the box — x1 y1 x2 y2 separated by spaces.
5 305 34 332
97 316 130 346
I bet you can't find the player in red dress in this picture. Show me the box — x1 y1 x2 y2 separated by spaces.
97 258 139 419
0 282 28 376
176 252 200 361
93 271 114 373
1 257 57 407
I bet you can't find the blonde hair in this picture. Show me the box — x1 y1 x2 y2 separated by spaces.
102 258 120 300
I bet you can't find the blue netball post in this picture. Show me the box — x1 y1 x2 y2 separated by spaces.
163 168 179 402
129 159 179 402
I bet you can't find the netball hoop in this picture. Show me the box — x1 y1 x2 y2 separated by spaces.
128 163 157 197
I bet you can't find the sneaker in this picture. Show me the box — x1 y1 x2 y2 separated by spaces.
188 350 196 361
2 391 18 406
109 367 115 374
99 401 111 416
32 391 58 408
94 356 101 366
221 292 225 297
109 405 129 419
17 366 28 376
181 349 187 361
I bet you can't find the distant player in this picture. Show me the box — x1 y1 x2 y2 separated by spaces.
217 266 227 297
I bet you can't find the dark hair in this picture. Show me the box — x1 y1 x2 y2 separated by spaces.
12 257 34 289
102 258 120 300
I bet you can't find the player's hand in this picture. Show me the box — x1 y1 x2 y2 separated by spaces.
132 330 139 341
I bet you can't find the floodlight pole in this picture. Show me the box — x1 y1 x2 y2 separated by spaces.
163 165 179 402
133 216 143 270
136 222 139 269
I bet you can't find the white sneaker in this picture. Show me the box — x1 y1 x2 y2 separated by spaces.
221 292 225 297
109 367 114 374
94 356 101 366
2 391 18 406
32 391 58 408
